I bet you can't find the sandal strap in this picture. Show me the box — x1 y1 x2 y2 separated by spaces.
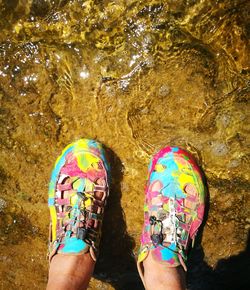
55 198 70 205
57 183 73 191
94 184 107 192
55 180 107 241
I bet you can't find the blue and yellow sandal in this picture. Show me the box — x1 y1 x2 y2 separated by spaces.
48 139 110 262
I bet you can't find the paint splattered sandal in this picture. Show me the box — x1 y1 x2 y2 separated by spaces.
48 139 110 262
137 146 206 285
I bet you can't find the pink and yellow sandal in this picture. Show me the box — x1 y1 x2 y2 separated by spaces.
137 146 206 284
48 139 110 262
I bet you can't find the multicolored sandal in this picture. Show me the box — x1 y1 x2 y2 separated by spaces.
137 146 206 284
48 139 110 262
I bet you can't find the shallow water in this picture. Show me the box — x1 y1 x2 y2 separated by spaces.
0 0 249 289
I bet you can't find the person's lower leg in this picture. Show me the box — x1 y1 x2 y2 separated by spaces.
143 251 186 290
46 253 94 290
46 140 110 290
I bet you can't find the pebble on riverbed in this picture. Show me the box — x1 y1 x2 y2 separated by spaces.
159 84 170 97
0 198 7 212
211 141 229 157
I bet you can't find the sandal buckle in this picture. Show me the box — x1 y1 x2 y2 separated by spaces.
76 227 88 241
151 233 163 246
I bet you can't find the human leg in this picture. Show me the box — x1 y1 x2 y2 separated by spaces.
47 139 110 290
143 252 186 290
47 254 94 290
137 146 206 290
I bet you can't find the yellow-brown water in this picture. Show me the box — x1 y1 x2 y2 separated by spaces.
0 1 249 289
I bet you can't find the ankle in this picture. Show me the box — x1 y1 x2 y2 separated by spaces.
143 251 186 290
47 274 86 290
47 254 95 290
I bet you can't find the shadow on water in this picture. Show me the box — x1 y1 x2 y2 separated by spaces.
188 231 250 290
94 146 144 290
187 173 250 290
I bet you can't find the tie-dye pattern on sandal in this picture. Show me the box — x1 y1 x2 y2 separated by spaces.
48 139 110 262
137 146 206 277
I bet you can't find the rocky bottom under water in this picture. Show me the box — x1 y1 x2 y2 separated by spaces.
0 0 249 289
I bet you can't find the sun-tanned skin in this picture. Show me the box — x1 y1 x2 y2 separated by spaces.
47 253 94 290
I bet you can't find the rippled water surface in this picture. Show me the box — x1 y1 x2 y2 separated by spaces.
0 1 249 289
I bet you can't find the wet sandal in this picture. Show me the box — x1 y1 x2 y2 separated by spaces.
137 146 206 284
48 139 110 262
